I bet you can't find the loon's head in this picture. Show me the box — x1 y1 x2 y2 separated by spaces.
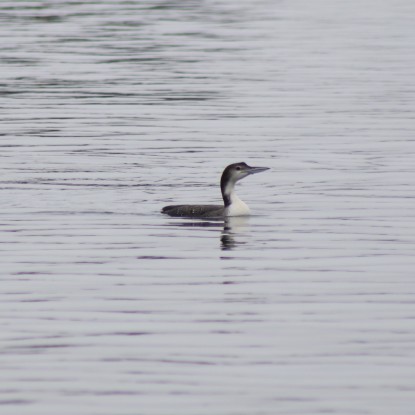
220 162 269 207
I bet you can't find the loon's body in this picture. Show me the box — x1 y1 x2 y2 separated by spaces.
162 162 269 218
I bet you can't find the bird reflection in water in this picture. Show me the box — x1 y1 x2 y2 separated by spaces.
221 216 249 251
170 217 250 251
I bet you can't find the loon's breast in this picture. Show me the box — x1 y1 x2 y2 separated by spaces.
224 198 250 217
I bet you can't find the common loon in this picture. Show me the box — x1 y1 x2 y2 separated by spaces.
162 162 269 218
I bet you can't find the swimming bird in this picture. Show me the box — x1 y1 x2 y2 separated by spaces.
162 162 269 218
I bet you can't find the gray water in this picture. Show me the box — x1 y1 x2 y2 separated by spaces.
1 1 415 414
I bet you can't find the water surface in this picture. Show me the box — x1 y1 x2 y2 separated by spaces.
1 1 415 414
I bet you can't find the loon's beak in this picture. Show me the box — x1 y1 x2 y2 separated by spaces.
247 166 270 175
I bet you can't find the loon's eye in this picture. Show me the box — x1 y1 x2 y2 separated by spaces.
236 166 241 171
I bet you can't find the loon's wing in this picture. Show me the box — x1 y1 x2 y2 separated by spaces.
162 204 224 218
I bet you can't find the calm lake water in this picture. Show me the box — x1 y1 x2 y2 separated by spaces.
1 1 415 414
